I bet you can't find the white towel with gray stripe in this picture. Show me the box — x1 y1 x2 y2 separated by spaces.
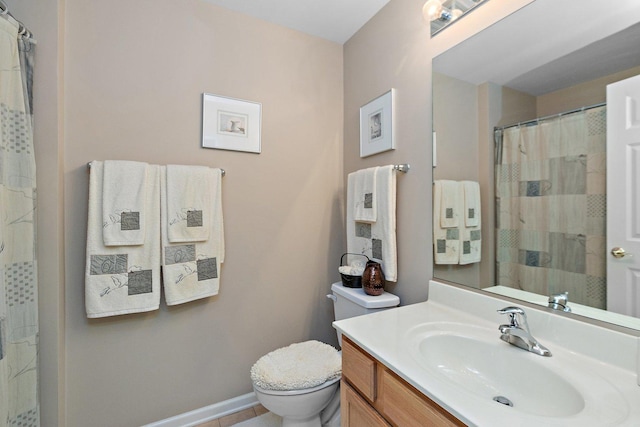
161 166 225 305
165 164 214 243
433 180 460 264
347 165 397 281
85 161 161 318
460 181 481 265
350 166 378 223
102 160 148 246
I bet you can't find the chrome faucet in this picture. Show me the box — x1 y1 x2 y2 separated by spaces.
497 306 551 357
548 292 571 312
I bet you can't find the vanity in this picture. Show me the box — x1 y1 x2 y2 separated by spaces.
341 336 463 426
333 281 640 426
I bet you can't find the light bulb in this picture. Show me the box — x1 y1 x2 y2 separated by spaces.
422 0 444 22
450 8 463 20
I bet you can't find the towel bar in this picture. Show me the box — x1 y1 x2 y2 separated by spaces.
393 164 410 173
86 162 226 176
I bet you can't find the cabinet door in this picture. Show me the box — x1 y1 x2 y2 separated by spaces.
377 367 464 427
341 380 390 427
342 337 377 402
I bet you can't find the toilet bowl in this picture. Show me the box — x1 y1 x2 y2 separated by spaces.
250 282 400 427
253 377 340 427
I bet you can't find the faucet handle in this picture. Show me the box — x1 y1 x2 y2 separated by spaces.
548 292 571 312
497 306 526 327
497 306 525 315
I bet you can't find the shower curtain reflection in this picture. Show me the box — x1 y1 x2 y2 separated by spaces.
494 106 607 309
0 15 38 427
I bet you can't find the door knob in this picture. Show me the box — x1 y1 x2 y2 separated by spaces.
611 247 629 258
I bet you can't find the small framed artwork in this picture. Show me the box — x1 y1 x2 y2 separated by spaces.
202 93 262 153
359 89 395 157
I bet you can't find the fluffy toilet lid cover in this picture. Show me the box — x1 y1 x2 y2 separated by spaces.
250 340 342 391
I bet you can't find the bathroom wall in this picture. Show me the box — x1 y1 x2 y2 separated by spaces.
537 64 640 116
63 1 343 426
432 72 481 287
343 0 433 304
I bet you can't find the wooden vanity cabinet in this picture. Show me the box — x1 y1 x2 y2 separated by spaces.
341 337 465 427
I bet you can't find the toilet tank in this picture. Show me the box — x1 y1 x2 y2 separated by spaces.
329 282 399 346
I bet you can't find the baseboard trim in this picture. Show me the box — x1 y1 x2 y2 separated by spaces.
144 392 259 427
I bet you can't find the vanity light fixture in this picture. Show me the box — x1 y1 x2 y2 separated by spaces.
422 0 451 22
425 0 489 35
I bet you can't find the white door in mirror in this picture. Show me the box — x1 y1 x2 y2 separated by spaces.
607 73 640 316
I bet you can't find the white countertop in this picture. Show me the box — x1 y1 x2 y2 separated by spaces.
333 280 640 426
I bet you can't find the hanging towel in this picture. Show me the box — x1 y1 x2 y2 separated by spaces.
463 180 480 227
347 165 398 281
460 181 482 265
166 164 214 243
349 166 378 223
161 166 225 305
102 160 148 246
85 161 161 318
438 180 461 228
433 180 461 264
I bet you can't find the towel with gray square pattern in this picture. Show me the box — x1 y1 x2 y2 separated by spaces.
85 161 161 318
161 165 225 305
347 165 397 281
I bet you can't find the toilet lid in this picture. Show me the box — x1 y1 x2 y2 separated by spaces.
250 340 342 391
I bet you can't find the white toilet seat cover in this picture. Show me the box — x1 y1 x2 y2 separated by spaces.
250 340 342 391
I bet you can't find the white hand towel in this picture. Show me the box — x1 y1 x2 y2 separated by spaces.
85 161 161 318
102 160 148 246
349 167 378 223
439 179 461 228
460 181 481 265
347 165 398 281
433 180 460 264
166 165 214 243
161 166 225 305
463 180 480 227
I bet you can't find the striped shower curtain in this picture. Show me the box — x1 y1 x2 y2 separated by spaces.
494 106 607 309
0 16 39 427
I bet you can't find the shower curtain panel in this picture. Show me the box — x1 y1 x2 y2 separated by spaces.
495 106 607 309
0 18 39 427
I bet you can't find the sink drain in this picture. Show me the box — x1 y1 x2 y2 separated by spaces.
493 396 514 407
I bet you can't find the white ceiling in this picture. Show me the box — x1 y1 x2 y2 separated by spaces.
202 0 390 44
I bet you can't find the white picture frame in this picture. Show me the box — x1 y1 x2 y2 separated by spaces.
202 93 262 153
359 89 395 157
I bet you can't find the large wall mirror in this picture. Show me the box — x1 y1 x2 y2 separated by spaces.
432 0 640 330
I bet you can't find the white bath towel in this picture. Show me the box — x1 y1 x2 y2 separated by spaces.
102 160 148 246
250 340 341 391
85 161 161 318
166 164 214 243
433 180 460 264
349 166 378 223
161 166 225 305
347 165 398 281
438 179 461 228
460 181 482 265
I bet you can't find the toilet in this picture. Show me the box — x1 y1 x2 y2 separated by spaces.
250 282 400 427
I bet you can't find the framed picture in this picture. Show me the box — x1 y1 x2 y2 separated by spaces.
359 89 395 157
202 93 262 153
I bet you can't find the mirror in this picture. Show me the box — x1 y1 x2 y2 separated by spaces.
432 0 640 330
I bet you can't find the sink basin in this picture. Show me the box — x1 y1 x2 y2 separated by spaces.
417 333 584 417
405 321 595 418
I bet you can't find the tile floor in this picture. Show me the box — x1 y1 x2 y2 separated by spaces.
195 404 268 427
